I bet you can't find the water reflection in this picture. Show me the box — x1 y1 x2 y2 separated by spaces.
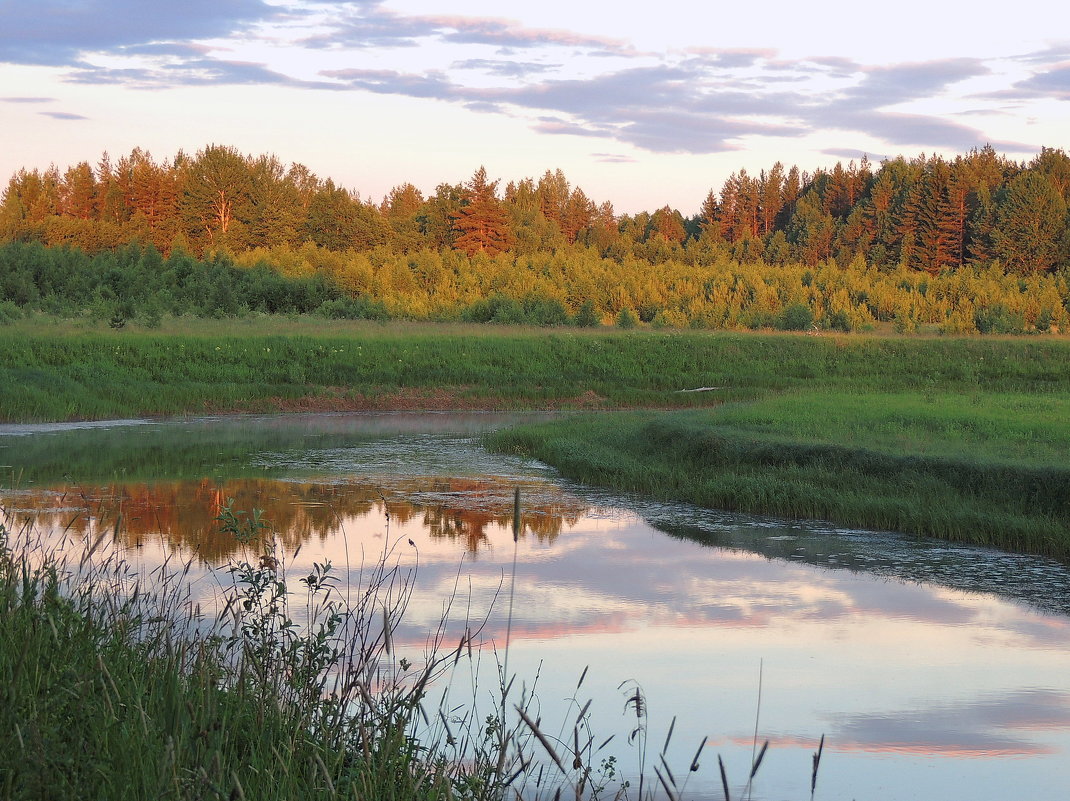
3 412 1070 801
3 475 586 561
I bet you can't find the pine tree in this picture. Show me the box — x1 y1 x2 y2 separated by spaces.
60 162 97 220
990 172 1068 273
453 167 512 256
758 162 785 237
381 183 426 252
180 144 252 250
560 188 594 244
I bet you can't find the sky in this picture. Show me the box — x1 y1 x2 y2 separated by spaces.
0 0 1067 214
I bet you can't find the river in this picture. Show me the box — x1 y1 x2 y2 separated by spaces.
2 412 1069 801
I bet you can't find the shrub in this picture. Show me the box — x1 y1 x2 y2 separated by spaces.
573 299 600 327
779 303 814 331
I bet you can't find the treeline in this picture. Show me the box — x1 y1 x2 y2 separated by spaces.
0 144 1068 333
2 144 1068 273
3 239 1068 334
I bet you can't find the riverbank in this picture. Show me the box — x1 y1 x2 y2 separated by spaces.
487 393 1070 560
4 317 1069 558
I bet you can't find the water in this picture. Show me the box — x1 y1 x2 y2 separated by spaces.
3 412 1069 800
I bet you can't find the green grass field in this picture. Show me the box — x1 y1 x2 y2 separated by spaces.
3 315 1070 422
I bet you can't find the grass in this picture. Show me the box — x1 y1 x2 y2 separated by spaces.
4 314 1070 422
486 393 1070 560
0 499 798 801
0 514 473 800
0 506 611 801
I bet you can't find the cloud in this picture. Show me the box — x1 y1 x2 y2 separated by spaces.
1008 65 1070 101
1012 43 1070 66
683 48 777 69
831 690 1070 757
300 6 628 53
834 59 989 112
425 15 627 52
0 2 1047 158
532 120 607 138
463 101 504 114
37 110 89 120
320 67 456 99
591 153 637 164
1 96 55 103
821 148 889 162
312 52 1023 155
451 59 555 79
69 57 340 91
0 0 276 66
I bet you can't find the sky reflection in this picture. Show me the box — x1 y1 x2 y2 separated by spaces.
4 414 1070 800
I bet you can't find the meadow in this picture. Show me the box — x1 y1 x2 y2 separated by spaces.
3 317 1068 799
3 314 1070 422
487 394 1070 559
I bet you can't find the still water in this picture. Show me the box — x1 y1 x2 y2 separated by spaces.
2 412 1069 800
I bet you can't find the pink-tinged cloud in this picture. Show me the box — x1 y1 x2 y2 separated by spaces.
417 14 630 52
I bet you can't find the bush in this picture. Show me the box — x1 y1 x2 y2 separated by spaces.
616 307 638 329
461 294 526 324
779 303 814 331
521 294 570 326
975 304 1025 335
573 299 600 327
317 295 391 321
0 300 22 325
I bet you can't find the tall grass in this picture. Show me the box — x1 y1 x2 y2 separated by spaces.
4 316 1070 421
3 498 800 801
0 484 827 801
0 507 525 800
487 401 1070 559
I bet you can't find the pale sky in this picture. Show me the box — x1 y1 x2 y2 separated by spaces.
1 0 1067 214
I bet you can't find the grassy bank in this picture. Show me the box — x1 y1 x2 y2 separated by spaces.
3 316 1070 422
487 392 1070 560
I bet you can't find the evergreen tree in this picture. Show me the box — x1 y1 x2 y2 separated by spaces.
303 180 386 251
758 162 785 236
381 183 427 253
990 172 1068 273
418 183 463 249
561 188 595 244
453 167 512 256
247 153 302 248
180 144 252 251
60 162 97 220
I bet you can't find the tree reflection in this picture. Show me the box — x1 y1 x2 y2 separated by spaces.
2 476 588 562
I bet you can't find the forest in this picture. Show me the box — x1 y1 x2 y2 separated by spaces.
1 144 1068 333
